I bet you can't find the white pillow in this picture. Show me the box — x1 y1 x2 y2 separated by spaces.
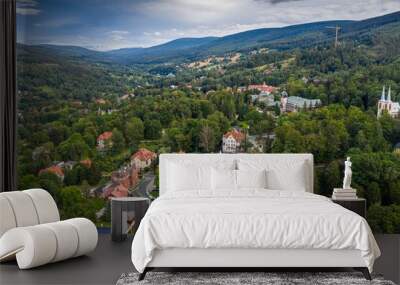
167 162 212 192
237 159 307 191
236 169 267 189
212 168 237 191
266 166 306 192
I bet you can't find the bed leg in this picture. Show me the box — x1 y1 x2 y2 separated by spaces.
362 268 372 281
354 267 371 280
138 268 148 281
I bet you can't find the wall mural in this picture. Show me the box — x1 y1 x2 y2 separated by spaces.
16 0 400 232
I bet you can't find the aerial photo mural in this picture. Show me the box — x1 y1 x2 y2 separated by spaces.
16 0 400 232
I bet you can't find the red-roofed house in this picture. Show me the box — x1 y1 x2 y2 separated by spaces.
111 184 129 198
97 131 113 150
131 148 157 170
102 183 129 199
101 165 140 199
111 166 139 189
222 129 245 153
80 159 92 168
39 165 65 181
248 82 277 94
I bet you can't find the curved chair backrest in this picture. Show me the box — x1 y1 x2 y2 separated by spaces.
0 189 60 238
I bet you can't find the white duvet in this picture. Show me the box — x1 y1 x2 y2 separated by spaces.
131 190 380 273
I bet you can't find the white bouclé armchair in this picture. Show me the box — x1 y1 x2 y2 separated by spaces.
0 189 98 269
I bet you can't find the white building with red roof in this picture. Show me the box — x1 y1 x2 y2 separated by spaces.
248 82 277 94
222 129 245 153
97 131 113 150
131 148 157 170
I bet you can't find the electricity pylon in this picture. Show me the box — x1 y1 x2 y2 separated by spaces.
326 25 341 48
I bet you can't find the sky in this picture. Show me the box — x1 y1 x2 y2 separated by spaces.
17 0 400 51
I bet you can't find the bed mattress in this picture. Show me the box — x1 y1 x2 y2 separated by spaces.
131 190 380 273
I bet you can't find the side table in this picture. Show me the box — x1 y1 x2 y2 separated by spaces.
331 198 366 218
111 197 150 242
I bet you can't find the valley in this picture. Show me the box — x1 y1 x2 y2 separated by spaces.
16 11 400 233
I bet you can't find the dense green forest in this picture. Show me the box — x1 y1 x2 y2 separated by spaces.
16 22 400 232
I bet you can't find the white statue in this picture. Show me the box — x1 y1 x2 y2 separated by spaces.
343 157 352 189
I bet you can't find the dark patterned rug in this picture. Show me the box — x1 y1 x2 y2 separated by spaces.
116 272 396 285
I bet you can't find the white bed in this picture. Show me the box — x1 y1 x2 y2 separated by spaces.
131 154 380 280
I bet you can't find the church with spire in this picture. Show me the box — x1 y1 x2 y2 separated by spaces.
377 86 399 118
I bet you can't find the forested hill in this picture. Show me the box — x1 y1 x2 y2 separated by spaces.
18 11 400 64
16 11 400 111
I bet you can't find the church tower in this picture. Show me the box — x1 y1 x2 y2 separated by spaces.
378 86 386 118
378 85 400 118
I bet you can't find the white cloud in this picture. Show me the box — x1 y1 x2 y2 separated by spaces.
34 17 79 28
17 0 37 5
108 30 130 41
143 31 162 37
19 0 400 51
134 0 400 47
110 35 125 41
17 8 40 15
17 0 40 15
110 30 129 35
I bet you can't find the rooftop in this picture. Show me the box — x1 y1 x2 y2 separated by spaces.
39 165 64 177
80 159 92 168
287 96 321 107
132 148 157 161
248 83 277 94
97 131 113 141
223 129 245 142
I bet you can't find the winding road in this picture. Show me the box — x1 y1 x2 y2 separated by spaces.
132 171 155 198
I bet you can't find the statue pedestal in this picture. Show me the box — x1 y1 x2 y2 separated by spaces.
333 188 356 192
332 188 357 200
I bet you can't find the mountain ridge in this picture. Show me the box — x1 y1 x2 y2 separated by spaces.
18 11 400 64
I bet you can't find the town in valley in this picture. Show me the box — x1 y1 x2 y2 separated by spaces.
17 12 400 231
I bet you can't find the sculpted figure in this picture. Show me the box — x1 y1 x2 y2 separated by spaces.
343 157 352 189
